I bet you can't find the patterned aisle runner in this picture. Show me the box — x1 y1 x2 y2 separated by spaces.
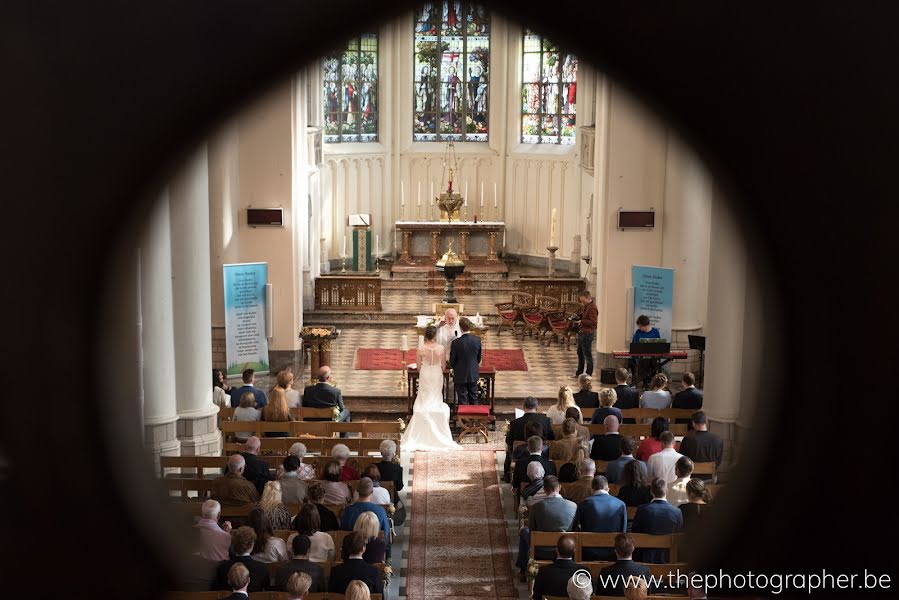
406 451 517 600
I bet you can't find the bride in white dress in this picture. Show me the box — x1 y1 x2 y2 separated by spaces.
401 325 462 451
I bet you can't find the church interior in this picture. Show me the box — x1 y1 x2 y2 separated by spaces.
97 4 765 600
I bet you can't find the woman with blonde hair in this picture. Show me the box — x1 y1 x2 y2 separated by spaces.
590 387 624 424
262 386 293 437
274 369 302 408
546 385 581 424
345 580 371 600
340 511 387 563
233 391 261 441
623 575 649 600
640 373 672 410
256 480 292 530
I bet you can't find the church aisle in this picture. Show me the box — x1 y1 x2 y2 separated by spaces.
404 450 517 600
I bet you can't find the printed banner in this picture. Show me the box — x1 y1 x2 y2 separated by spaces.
223 262 270 376
631 265 674 342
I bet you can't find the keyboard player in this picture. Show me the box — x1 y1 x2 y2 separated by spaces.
631 315 661 387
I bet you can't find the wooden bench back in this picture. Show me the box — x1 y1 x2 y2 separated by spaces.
530 531 683 562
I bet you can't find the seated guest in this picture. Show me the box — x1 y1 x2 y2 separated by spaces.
631 315 661 387
302 366 351 425
212 454 260 506
572 475 628 561
176 525 219 591
233 392 261 442
590 415 623 462
547 385 582 425
274 535 327 592
512 435 557 490
222 562 251 600
328 531 383 595
262 386 294 437
304 481 340 532
606 436 648 485
635 417 669 462
678 411 724 479
276 369 302 409
288 503 335 562
667 456 695 507
321 460 352 505
647 431 684 484
513 422 549 462
213 368 233 408
680 478 712 531
573 373 599 408
614 368 640 422
353 464 390 504
345 580 372 600
278 456 309 505
590 388 624 425
284 572 314 600
561 458 596 505
625 576 650 600
565 406 591 441
617 459 653 507
568 572 593 600
215 526 269 592
504 396 555 483
522 461 549 508
550 418 588 464
376 439 404 497
341 510 387 564
631 478 684 563
331 443 359 481
285 442 316 480
247 507 288 563
640 373 672 410
239 436 275 495
672 372 703 424
339 478 391 542
516 476 577 579
532 535 584 600
229 368 267 408
194 499 232 561
595 533 652 597
256 480 292 530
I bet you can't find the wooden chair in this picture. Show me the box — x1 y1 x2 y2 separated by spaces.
456 404 493 443
545 301 582 349
494 291 534 337
522 295 561 340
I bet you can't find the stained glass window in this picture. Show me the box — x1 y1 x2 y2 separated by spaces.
413 2 490 142
521 31 577 145
323 34 379 143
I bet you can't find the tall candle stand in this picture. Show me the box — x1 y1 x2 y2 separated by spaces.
397 348 408 390
340 253 347 274
546 245 559 277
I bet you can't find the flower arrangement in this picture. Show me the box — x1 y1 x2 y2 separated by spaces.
301 326 333 338
396 418 406 432
518 503 528 519
386 503 396 517
382 558 393 587
332 406 341 422
527 558 541 581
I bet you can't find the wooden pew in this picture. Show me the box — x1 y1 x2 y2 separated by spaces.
223 436 400 458
580 407 698 423
530 531 684 562
165 593 384 600
586 423 689 437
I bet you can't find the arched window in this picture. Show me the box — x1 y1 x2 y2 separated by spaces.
323 34 379 143
413 2 490 142
521 31 577 145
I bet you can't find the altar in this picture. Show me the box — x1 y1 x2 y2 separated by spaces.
393 220 508 274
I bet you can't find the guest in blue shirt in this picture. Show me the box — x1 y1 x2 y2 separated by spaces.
632 315 661 344
339 478 391 542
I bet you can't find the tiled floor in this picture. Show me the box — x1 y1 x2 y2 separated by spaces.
293 326 580 400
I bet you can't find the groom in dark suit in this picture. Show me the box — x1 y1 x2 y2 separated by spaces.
449 317 482 405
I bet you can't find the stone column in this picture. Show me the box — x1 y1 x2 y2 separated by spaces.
141 189 181 469
170 146 221 457
661 136 713 379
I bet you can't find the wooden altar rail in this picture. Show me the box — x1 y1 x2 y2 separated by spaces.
517 277 585 304
314 276 381 312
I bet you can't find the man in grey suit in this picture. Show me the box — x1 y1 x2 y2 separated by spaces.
605 436 648 484
516 475 577 580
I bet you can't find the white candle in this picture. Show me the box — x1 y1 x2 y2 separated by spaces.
430 181 434 201
401 334 409 352
343 234 347 257
494 182 498 208
464 181 468 206
376 234 380 255
550 208 557 246
417 181 421 206
401 180 405 206
480 181 484 207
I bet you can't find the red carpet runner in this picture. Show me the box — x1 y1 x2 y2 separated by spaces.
355 348 528 371
406 451 517 600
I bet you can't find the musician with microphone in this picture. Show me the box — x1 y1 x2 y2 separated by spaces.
435 308 462 360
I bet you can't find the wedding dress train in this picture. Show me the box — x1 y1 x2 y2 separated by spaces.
401 342 462 451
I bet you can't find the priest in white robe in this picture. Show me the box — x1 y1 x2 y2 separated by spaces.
434 308 461 361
